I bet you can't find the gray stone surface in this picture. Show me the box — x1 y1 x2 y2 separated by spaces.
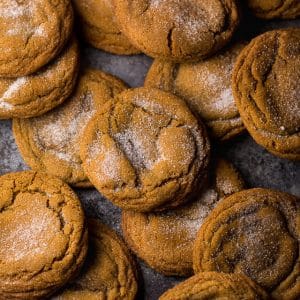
0 13 299 300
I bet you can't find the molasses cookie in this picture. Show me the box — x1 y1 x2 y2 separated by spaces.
159 272 269 300
193 188 300 300
13 69 127 187
55 219 138 300
0 0 73 77
247 0 300 19
0 38 79 119
0 171 88 299
122 159 244 276
73 0 140 55
145 42 246 141
232 29 300 160
80 87 210 212
113 0 240 62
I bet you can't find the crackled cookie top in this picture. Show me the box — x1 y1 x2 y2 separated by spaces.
145 42 247 141
73 0 139 55
159 272 269 300
0 171 87 299
113 0 239 62
13 69 127 187
56 219 138 300
80 87 210 212
193 188 300 300
232 29 300 160
0 0 73 77
0 38 78 119
122 159 244 276
247 0 300 19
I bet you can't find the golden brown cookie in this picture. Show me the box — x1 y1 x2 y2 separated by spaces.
80 87 210 212
122 159 244 277
13 69 127 188
0 38 79 119
193 188 300 300
0 171 88 299
145 42 247 141
247 0 300 19
113 0 240 62
72 0 140 55
232 29 300 160
0 0 73 77
55 219 138 300
159 272 269 300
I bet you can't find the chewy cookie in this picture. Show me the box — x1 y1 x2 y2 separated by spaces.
80 87 210 212
55 219 138 300
122 159 244 276
113 0 240 62
0 38 79 119
0 171 88 299
193 188 300 300
232 29 300 160
0 0 73 77
73 0 140 55
145 42 246 141
159 272 269 300
247 0 300 19
13 69 127 187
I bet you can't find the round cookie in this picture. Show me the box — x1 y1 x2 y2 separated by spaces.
55 219 138 300
0 171 88 299
113 0 240 62
0 38 79 119
72 0 140 55
0 0 73 77
80 87 210 212
159 272 269 300
145 42 247 141
232 29 300 160
13 69 127 188
122 159 244 276
193 188 300 300
247 0 300 19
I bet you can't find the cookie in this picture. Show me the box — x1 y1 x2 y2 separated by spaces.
80 87 210 212
55 219 138 300
232 29 300 160
145 42 246 141
247 0 300 19
193 188 300 300
0 0 73 77
122 159 244 276
159 272 269 300
0 37 79 119
0 171 88 299
13 68 127 188
113 0 240 62
72 0 140 55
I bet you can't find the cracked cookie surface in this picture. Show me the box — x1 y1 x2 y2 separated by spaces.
80 87 210 212
193 188 300 300
55 219 138 300
0 0 73 77
159 272 269 300
247 0 300 19
113 0 240 62
73 0 140 55
122 159 244 276
0 38 79 119
13 69 127 188
232 29 300 160
0 171 88 299
145 42 246 141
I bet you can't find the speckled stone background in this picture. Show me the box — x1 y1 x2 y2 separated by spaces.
0 10 299 300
